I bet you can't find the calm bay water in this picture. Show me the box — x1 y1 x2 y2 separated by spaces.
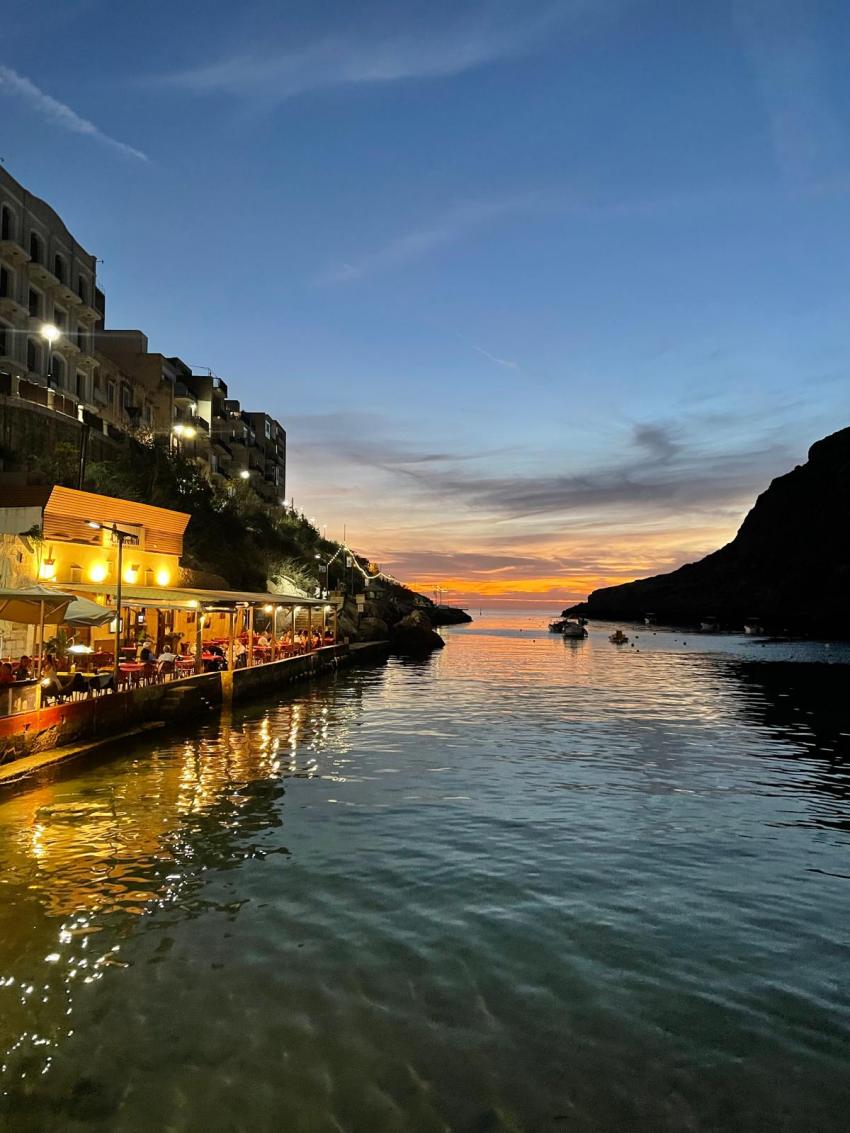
1 610 849 1131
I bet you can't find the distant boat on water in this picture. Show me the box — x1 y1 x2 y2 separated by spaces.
700 617 719 632
609 630 629 644
744 619 764 635
549 617 588 638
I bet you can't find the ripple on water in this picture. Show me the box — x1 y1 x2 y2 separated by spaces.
0 617 849 1130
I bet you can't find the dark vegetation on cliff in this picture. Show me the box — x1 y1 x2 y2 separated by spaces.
566 426 850 636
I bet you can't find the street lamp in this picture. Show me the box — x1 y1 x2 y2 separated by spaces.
314 554 329 596
40 322 60 384
87 520 137 686
172 423 197 456
239 470 250 480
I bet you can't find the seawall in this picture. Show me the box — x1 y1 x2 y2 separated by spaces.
0 642 389 783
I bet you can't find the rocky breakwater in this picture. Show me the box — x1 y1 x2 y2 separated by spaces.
337 585 471 654
564 425 850 637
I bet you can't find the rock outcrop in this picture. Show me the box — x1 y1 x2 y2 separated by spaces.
389 610 446 654
565 425 850 636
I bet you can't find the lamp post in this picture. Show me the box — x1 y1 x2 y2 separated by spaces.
314 554 329 597
40 322 60 385
172 422 197 456
88 520 136 686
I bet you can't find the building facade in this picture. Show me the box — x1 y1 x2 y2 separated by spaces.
0 165 100 419
0 164 288 500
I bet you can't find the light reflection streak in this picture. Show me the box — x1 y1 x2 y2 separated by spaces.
0 669 381 1089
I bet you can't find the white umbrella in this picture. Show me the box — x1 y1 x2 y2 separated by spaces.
62 595 116 627
0 585 76 677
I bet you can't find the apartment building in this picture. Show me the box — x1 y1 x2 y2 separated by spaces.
0 165 286 499
220 401 286 503
0 165 100 412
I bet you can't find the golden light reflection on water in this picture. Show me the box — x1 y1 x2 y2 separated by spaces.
1 614 849 1121
0 678 374 1088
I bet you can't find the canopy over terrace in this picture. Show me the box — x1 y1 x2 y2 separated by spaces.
74 581 340 670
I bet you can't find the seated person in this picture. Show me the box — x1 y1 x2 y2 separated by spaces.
232 640 247 668
257 633 270 649
0 663 14 686
205 643 227 671
14 655 32 680
40 653 64 700
138 638 156 663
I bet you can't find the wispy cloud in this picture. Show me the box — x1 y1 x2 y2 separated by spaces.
316 195 540 284
158 2 574 104
733 0 847 188
0 65 148 162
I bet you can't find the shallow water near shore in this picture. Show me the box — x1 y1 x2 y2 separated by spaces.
1 609 849 1131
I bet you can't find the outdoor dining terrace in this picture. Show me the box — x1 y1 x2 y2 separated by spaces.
0 583 340 720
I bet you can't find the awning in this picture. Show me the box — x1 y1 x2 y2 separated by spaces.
0 585 75 625
63 583 331 609
63 595 116 627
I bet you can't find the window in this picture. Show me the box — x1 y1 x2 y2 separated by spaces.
77 275 87 304
52 354 66 388
0 205 13 241
106 379 116 406
76 327 87 351
0 321 9 356
26 338 40 373
265 420 271 439
28 288 41 318
53 306 66 331
121 383 131 412
54 254 66 284
75 371 85 398
0 265 10 298
29 233 43 264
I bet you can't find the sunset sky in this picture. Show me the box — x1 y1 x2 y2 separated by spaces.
3 0 849 606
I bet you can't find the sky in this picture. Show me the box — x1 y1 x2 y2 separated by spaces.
2 0 849 607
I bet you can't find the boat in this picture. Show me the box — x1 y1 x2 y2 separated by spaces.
644 612 656 626
548 619 566 633
744 619 764 635
699 617 719 632
561 619 588 639
609 630 629 644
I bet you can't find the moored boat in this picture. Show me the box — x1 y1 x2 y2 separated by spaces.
609 630 629 644
699 617 719 632
561 619 588 639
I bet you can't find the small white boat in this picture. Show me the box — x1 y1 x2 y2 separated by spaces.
700 617 719 632
644 612 656 626
561 619 588 639
744 620 764 635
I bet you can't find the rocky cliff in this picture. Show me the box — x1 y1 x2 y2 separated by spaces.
565 425 850 636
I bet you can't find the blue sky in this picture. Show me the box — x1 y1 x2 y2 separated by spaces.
2 0 849 603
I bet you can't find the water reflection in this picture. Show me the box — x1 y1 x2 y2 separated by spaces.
0 667 385 1096
0 617 849 1130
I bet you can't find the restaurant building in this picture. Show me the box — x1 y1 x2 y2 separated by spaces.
0 485 333 663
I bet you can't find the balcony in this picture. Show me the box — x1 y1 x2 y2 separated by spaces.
0 239 29 266
55 282 81 308
0 295 28 322
76 302 101 324
53 334 80 358
173 381 195 405
28 260 60 289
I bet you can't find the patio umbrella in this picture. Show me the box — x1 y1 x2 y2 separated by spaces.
0 585 77 677
62 595 116 627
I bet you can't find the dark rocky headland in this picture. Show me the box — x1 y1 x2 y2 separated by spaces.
565 425 850 637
